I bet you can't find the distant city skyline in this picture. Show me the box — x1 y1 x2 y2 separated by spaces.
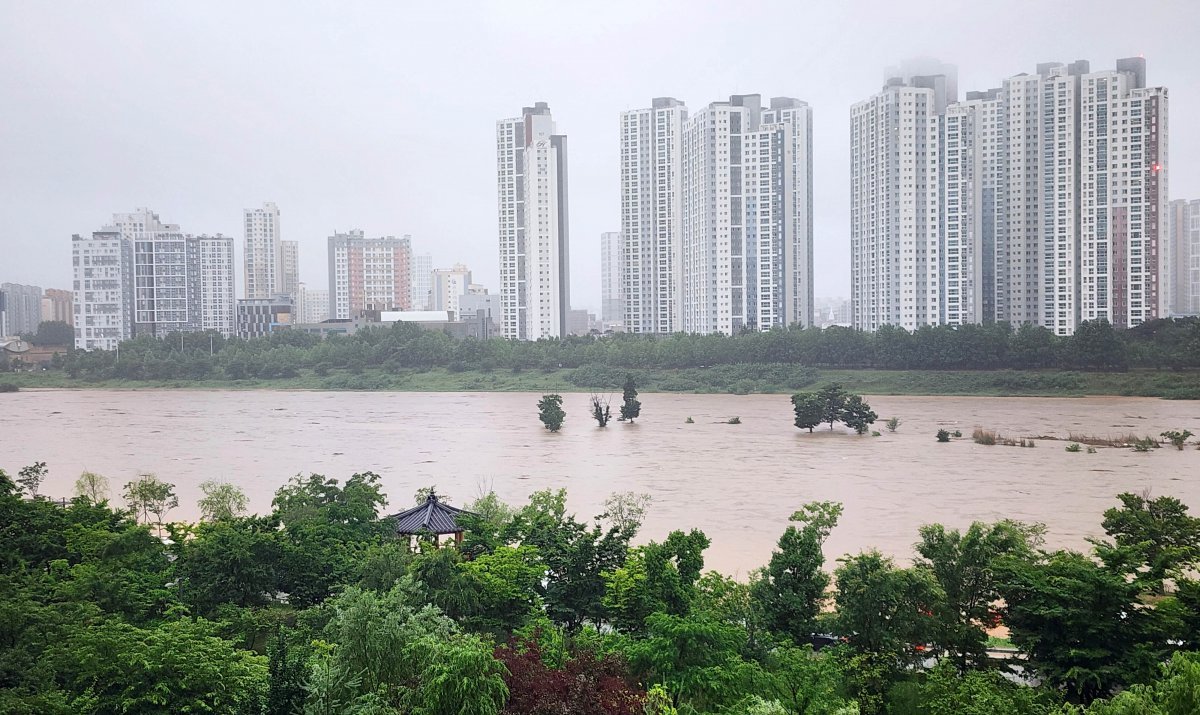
4 2 1197 315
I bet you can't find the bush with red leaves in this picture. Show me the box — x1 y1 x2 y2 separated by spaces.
496 638 645 715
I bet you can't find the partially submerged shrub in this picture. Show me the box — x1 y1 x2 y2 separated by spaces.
936 429 951 443
1161 430 1194 451
1066 443 1082 453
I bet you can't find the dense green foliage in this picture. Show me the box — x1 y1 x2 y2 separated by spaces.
8 317 1200 397
7 462 1200 713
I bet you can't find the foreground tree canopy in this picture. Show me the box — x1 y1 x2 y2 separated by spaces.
5 464 1200 713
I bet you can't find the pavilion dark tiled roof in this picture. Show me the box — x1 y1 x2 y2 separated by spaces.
388 493 476 535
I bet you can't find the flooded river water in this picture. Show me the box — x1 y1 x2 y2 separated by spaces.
2 389 1198 575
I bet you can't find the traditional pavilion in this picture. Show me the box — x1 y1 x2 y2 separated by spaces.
388 491 475 548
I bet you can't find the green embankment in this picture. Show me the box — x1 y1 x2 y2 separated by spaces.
6 366 1200 398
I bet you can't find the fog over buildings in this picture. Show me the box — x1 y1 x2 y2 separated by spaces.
2 1 1198 317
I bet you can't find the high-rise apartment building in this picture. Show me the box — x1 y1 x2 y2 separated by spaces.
114 208 199 336
327 230 413 319
0 283 44 335
196 234 235 335
72 231 134 350
497 102 571 340
72 210 235 349
620 98 686 333
851 58 1168 334
280 240 300 298
677 94 813 334
430 263 472 316
244 202 282 300
409 252 432 312
41 289 73 326
1168 200 1200 315
600 231 624 325
851 72 952 331
295 283 331 324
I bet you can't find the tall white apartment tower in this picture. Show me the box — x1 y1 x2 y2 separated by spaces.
620 97 686 333
679 94 815 334
600 231 624 325
196 234 235 335
497 102 571 340
1077 58 1168 330
853 58 1168 335
1168 200 1200 315
72 230 134 350
851 72 953 331
244 202 282 300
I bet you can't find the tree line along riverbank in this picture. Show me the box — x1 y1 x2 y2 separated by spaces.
5 365 1200 398
6 464 1200 713
3 318 1200 398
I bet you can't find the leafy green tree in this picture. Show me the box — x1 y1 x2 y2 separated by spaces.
791 392 823 432
271 472 391 607
1086 651 1200 714
72 470 109 503
304 584 505 714
507 489 631 631
47 618 268 714
619 373 641 422
914 521 1036 670
761 644 856 715
817 383 849 430
624 612 757 712
996 550 1165 703
175 517 284 613
604 529 710 633
267 627 310 715
16 461 48 498
198 480 249 521
538 394 565 432
1098 491 1200 593
833 551 939 664
752 501 843 645
123 472 178 534
459 544 543 634
915 660 1067 715
840 395 877 435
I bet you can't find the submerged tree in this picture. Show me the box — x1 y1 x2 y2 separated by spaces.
591 394 612 427
816 383 849 430
619 374 641 422
538 394 565 432
840 395 878 435
791 393 823 433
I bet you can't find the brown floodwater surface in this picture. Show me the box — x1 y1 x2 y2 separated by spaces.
3 390 1198 576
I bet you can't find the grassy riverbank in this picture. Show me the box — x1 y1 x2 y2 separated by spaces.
5 366 1200 398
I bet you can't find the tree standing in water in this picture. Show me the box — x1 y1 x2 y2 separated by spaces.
619 374 641 423
538 394 565 432
590 394 612 427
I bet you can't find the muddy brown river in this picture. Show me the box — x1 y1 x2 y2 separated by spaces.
2 390 1198 575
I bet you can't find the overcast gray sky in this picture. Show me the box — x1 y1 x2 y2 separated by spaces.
2 0 1197 312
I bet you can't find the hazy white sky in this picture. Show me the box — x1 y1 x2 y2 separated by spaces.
2 0 1197 312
